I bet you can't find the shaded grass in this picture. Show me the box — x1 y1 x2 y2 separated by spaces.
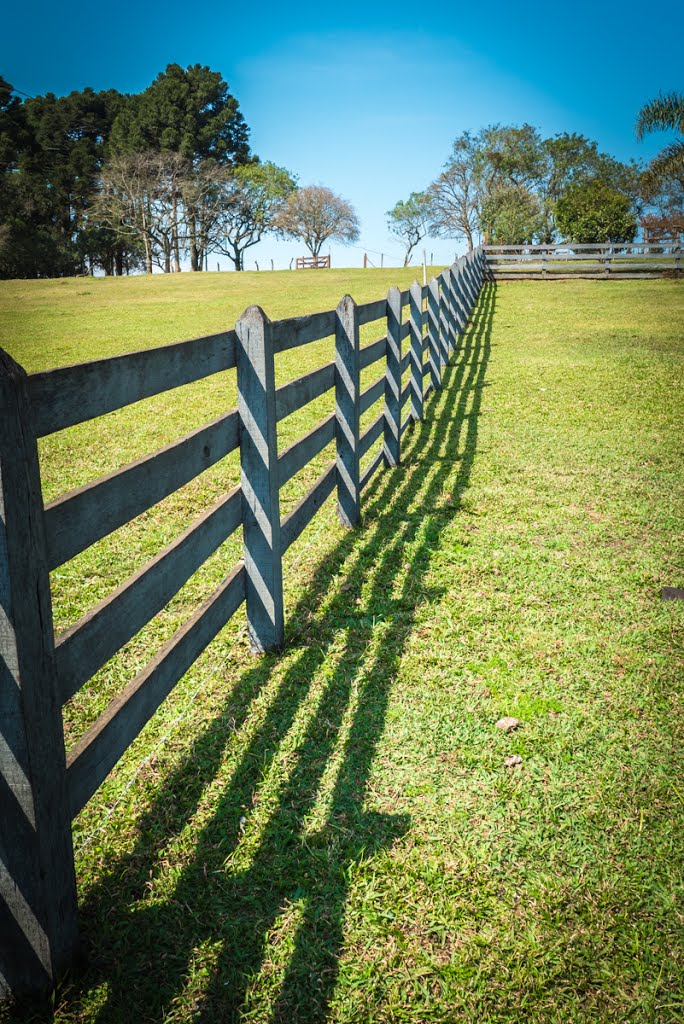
1 275 683 1023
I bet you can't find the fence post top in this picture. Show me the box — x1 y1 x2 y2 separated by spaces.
236 304 270 330
336 293 357 314
0 346 27 382
387 285 401 300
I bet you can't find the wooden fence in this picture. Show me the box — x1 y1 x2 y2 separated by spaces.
0 249 486 1000
484 242 681 280
295 255 331 270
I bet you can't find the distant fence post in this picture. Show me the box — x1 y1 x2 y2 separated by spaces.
469 251 481 304
335 294 361 527
458 259 472 322
384 287 402 466
464 253 478 310
0 349 79 1000
438 275 450 374
236 306 284 651
444 267 458 360
427 277 441 392
450 264 467 338
409 280 424 422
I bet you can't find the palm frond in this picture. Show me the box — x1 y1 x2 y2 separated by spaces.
635 92 684 140
648 140 684 183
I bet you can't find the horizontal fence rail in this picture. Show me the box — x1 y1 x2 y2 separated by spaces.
484 242 681 280
0 248 486 1001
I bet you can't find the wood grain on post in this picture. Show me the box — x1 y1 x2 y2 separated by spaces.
384 287 402 467
461 255 476 314
441 268 455 360
469 255 478 310
0 349 79 999
236 307 284 651
335 295 361 527
437 276 449 376
452 266 468 335
409 281 424 422
427 278 441 392
450 265 466 348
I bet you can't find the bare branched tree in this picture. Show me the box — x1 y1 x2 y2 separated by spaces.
95 153 160 274
95 152 232 272
275 185 360 258
427 132 481 251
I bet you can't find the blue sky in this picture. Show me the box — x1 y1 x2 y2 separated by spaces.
3 0 682 270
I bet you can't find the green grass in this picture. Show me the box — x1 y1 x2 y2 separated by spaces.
1 272 683 1023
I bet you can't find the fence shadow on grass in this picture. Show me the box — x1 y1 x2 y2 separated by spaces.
33 283 495 1024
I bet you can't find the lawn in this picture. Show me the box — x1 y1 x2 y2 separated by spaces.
1 272 683 1023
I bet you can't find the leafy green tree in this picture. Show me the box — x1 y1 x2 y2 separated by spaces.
480 183 544 245
424 123 640 249
635 92 684 180
386 192 430 266
555 180 637 243
540 133 642 242
275 186 360 258
477 123 548 191
213 162 296 270
0 80 128 277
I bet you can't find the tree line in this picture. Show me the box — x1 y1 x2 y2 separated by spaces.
3 66 681 278
0 65 360 278
388 115 683 263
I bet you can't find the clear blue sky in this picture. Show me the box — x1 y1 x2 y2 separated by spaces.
3 0 682 270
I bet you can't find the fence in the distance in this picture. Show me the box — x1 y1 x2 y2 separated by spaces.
295 255 331 270
0 249 486 1000
485 241 681 280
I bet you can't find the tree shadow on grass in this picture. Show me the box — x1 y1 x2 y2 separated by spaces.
31 284 495 1023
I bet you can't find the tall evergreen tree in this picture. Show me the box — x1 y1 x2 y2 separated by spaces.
108 64 251 269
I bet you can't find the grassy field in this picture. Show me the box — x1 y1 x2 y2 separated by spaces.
1 271 683 1023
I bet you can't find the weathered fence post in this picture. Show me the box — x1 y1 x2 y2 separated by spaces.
236 307 284 651
437 276 449 378
471 250 482 297
470 251 481 303
384 287 402 466
444 267 458 359
409 280 424 423
458 259 472 319
464 253 477 311
427 277 441 392
461 258 474 316
450 265 467 337
335 294 361 527
0 349 79 1000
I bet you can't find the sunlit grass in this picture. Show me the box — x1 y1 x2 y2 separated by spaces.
1 274 683 1023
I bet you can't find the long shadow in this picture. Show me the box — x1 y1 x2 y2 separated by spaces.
34 284 495 1023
